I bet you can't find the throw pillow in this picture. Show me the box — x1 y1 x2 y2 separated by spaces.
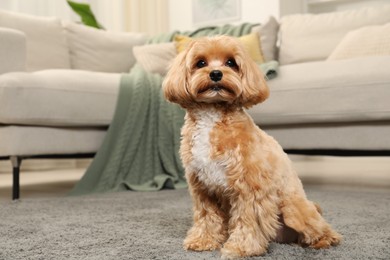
250 16 279 62
328 23 390 60
174 33 265 63
133 42 176 75
279 5 390 65
64 22 148 73
174 35 192 53
0 9 70 71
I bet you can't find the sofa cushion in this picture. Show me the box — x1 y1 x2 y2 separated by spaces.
64 22 148 73
264 123 390 151
133 42 176 75
250 16 279 62
328 23 390 60
0 126 106 157
0 70 120 127
238 33 265 63
0 28 26 74
278 5 390 65
0 9 70 71
248 56 390 126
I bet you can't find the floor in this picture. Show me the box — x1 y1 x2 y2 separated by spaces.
0 155 389 202
0 159 90 202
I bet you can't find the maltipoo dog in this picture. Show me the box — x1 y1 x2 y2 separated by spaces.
163 35 341 259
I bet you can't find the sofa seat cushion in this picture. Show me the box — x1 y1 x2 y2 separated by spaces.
0 70 120 127
248 56 390 126
0 126 106 157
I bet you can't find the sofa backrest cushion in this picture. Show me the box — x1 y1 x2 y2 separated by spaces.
278 5 390 65
64 22 148 73
0 28 26 74
0 9 70 71
328 23 390 61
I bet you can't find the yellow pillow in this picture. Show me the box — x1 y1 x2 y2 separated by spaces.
174 35 192 53
174 33 265 63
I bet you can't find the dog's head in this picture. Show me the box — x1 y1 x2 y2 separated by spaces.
163 35 269 109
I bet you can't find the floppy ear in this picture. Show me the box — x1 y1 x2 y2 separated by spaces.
236 47 270 108
162 42 194 108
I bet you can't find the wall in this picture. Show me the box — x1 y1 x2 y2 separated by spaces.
169 0 284 32
168 0 390 32
168 0 307 32
306 0 390 13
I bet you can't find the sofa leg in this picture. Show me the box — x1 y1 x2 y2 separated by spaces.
10 156 22 200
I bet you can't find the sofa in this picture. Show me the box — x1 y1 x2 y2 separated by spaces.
1 6 390 199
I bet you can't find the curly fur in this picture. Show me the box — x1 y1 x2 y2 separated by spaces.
163 36 341 259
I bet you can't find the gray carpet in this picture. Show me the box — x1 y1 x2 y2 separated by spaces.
0 185 389 260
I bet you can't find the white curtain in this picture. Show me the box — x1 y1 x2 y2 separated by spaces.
86 0 125 32
123 0 169 34
89 0 170 34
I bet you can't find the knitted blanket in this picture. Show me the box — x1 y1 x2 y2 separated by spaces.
70 23 276 195
69 64 186 195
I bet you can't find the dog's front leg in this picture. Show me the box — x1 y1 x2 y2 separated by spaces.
221 186 280 259
184 173 229 251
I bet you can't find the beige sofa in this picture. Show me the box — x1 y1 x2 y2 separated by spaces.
1 6 390 199
0 10 147 199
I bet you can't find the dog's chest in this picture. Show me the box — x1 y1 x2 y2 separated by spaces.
188 110 228 188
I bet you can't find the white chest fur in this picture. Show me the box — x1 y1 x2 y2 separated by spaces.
188 110 228 189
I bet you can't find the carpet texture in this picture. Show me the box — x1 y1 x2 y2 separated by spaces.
0 185 389 260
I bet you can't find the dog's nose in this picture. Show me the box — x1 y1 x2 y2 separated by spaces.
209 70 223 82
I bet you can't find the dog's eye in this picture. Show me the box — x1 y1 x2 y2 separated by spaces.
196 60 207 68
226 59 237 68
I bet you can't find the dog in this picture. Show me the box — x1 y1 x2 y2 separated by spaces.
163 35 341 259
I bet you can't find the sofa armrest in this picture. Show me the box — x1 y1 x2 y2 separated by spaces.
0 27 26 74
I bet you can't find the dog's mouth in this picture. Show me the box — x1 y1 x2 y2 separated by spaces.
198 84 235 95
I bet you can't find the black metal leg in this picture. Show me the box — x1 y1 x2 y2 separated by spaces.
10 156 22 200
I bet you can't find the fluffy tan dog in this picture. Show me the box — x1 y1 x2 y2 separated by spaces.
163 35 341 259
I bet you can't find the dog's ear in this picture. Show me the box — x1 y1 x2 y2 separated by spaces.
236 48 270 108
163 42 194 108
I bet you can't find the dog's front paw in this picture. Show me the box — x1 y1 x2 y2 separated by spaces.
184 234 222 251
220 241 267 259
309 230 342 249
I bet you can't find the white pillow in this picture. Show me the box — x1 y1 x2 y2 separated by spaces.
251 16 279 62
0 9 70 71
64 22 148 73
279 5 390 65
133 42 176 75
328 23 390 60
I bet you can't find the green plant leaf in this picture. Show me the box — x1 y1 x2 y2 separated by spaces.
66 0 104 29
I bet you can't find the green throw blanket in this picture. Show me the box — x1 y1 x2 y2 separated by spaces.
70 65 186 195
70 23 278 196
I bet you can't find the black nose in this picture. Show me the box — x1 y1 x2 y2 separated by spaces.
209 70 223 82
